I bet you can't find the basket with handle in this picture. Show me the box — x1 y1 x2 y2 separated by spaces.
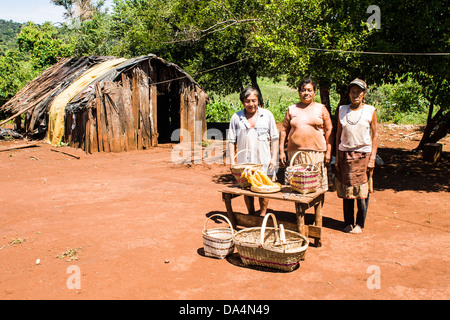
286 151 320 194
202 214 235 259
230 149 263 188
233 213 309 272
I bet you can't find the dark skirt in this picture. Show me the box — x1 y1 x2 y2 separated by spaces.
336 151 371 199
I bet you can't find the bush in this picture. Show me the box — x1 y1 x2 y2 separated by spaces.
365 77 429 124
206 77 298 123
206 99 241 122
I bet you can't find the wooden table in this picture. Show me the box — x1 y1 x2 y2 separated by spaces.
219 185 325 247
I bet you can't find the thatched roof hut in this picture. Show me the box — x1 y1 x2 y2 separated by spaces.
0 54 209 153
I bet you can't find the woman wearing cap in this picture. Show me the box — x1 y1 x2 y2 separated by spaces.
335 78 379 234
228 87 279 216
279 78 333 190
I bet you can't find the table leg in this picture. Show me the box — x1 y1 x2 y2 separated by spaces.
313 196 323 247
295 203 308 237
222 193 237 229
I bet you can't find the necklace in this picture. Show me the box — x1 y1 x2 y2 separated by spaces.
345 105 364 125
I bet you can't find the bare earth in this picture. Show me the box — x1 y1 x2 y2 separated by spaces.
0 124 448 300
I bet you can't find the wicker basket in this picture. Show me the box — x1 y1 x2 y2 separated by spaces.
233 213 309 272
287 151 320 194
202 214 235 259
230 149 262 188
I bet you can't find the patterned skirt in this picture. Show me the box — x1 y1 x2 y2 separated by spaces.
335 151 373 199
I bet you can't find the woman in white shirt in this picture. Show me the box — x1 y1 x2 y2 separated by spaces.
335 78 379 234
227 87 279 216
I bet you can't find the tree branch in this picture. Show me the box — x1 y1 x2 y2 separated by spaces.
164 18 261 44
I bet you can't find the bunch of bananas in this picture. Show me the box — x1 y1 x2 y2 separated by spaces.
241 167 275 188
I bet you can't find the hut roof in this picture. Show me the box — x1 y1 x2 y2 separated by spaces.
0 54 203 137
1 56 115 127
66 54 198 114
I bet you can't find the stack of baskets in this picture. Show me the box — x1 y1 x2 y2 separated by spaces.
230 149 262 188
202 214 235 259
233 213 309 272
285 151 320 194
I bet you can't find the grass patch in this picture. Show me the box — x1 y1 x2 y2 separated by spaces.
57 247 83 261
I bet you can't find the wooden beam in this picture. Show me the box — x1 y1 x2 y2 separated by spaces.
122 73 135 151
0 142 40 152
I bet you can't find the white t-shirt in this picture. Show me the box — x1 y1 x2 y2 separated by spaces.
338 104 376 153
227 107 279 173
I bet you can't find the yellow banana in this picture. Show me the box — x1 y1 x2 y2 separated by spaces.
247 175 262 187
253 171 263 185
257 170 275 186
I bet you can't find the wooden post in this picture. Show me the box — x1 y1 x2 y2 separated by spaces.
122 73 135 151
104 82 122 152
88 104 98 154
132 69 141 149
85 108 90 153
423 143 443 163
139 71 151 149
179 92 186 143
150 84 158 146
95 83 104 152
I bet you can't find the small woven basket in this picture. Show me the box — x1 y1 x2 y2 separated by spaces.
230 149 262 188
287 151 320 194
233 213 309 272
202 214 235 259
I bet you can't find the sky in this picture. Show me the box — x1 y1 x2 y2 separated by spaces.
0 0 113 24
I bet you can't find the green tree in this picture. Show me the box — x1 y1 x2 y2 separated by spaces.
361 0 450 149
0 19 22 54
110 0 272 95
255 0 374 113
170 0 269 95
0 50 38 106
17 22 74 70
64 8 115 56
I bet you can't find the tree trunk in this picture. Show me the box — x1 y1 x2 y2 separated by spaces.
415 82 444 151
248 71 263 107
319 86 331 115
331 85 350 156
428 112 450 143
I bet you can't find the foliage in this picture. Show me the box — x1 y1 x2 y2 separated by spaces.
207 77 298 123
63 9 116 56
0 19 22 54
366 76 430 124
17 22 75 70
0 50 39 106
0 0 448 145
206 99 241 122
362 0 450 147
255 0 372 91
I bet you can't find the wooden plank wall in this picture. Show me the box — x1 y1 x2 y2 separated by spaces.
65 65 207 153
66 68 159 153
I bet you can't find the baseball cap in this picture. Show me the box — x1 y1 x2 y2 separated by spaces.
348 78 368 91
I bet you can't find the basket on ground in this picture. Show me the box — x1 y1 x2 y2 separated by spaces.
230 149 262 188
287 151 320 194
202 214 235 259
233 213 309 272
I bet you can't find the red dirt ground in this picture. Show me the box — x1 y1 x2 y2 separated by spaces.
0 124 448 300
